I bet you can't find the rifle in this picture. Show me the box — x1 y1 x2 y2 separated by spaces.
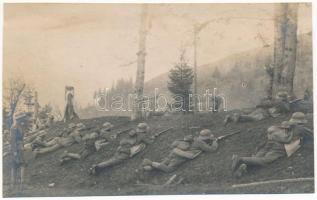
114 128 133 138
154 127 173 138
290 98 302 104
216 130 241 141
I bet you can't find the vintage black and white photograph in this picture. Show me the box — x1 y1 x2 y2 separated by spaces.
2 1 314 197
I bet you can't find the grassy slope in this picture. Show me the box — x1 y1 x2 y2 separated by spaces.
3 111 314 196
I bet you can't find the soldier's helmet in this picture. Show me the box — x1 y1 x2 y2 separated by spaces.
76 123 86 131
68 123 76 129
90 132 99 139
199 129 214 141
289 112 307 124
102 122 113 131
136 123 150 133
276 91 289 101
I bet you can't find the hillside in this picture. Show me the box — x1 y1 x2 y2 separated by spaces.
145 33 312 110
3 111 314 196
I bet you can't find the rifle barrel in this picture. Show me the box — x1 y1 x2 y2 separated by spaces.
155 127 173 137
217 130 241 140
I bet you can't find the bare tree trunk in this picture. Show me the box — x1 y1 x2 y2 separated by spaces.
272 3 298 98
131 4 149 121
193 28 198 113
8 84 26 128
281 3 298 97
272 3 288 97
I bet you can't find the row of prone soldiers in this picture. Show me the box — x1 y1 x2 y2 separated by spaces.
23 111 312 179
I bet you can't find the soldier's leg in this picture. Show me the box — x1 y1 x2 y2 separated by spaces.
97 155 126 168
151 158 186 173
60 148 88 165
95 140 110 151
45 138 60 146
66 152 81 159
32 138 48 148
20 165 26 187
240 152 282 167
79 148 90 159
10 164 18 188
90 153 129 175
254 146 268 157
151 162 171 172
238 115 256 122
35 143 62 156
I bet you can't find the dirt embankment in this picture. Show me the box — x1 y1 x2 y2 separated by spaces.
3 111 314 196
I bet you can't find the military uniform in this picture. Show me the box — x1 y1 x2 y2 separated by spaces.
89 136 133 175
89 123 151 175
239 140 286 167
232 114 311 178
10 117 26 189
225 92 290 125
144 139 193 173
59 122 114 163
232 126 287 174
34 123 85 156
143 130 218 173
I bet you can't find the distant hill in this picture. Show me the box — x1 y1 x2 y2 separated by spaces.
144 33 312 110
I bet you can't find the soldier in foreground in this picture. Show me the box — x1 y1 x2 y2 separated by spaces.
141 129 218 173
88 123 153 175
9 113 27 191
231 112 312 178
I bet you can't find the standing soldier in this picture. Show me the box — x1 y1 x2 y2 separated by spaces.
10 113 26 191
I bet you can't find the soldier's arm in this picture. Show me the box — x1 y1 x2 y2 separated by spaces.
171 141 180 148
256 100 274 109
172 148 197 159
141 135 154 145
197 139 218 152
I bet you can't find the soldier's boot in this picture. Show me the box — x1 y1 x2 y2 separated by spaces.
88 165 101 176
234 164 247 178
141 159 153 171
59 150 71 165
60 150 69 159
60 157 72 165
142 158 152 166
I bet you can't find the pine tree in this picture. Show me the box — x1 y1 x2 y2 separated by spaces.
168 54 194 112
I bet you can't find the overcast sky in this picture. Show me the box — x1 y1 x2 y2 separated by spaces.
3 3 312 110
